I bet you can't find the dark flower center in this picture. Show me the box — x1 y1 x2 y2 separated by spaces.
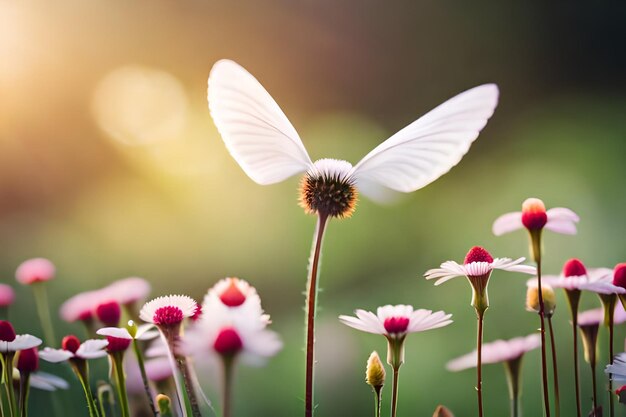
299 173 358 219
563 258 587 277
96 301 121 327
0 321 16 342
106 336 132 352
213 327 243 356
62 335 81 353
153 306 184 326
383 317 410 334
464 246 494 264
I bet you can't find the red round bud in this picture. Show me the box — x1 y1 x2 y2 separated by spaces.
464 246 494 265
613 263 626 289
213 327 243 356
62 335 81 353
219 280 246 307
383 317 410 334
106 336 131 352
0 321 16 342
521 198 548 230
153 306 184 326
563 258 587 278
96 301 121 327
17 347 39 373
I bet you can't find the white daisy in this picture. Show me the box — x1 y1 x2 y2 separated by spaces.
139 295 197 327
424 246 536 286
447 334 541 371
493 197 579 236
339 305 452 339
39 336 108 363
538 258 610 292
202 278 270 327
0 321 42 353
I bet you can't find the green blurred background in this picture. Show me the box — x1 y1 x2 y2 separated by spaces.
1 1 625 416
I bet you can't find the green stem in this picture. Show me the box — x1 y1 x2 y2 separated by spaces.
534 254 551 417
373 388 381 417
222 357 235 417
390 367 399 417
547 317 560 417
176 356 201 417
0 354 6 417
159 327 190 417
71 359 100 417
111 353 130 417
504 357 523 417
132 340 158 417
31 283 56 346
476 309 485 417
591 360 598 416
566 290 582 417
608 307 615 417
3 353 17 417
305 213 328 417
18 373 30 417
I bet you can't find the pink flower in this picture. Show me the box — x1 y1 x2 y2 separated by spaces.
447 334 541 371
15 258 55 285
539 258 625 294
95 301 122 327
202 277 270 327
0 284 15 307
613 263 626 290
60 290 105 323
492 198 580 236
17 347 39 373
578 304 626 327
0 321 42 353
139 295 197 327
103 277 151 306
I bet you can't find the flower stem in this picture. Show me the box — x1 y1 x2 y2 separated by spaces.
31 282 56 346
591 360 598 416
222 357 235 417
534 254 551 417
503 357 523 417
305 213 328 417
373 387 382 417
176 356 201 417
547 317 560 417
71 359 100 417
566 290 582 417
111 353 130 417
608 304 615 417
18 373 30 417
390 367 400 417
2 353 17 417
132 339 158 417
476 309 485 417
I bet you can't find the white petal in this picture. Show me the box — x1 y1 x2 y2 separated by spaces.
6 335 42 352
544 219 577 235
76 339 109 359
97 327 132 339
492 211 523 236
547 207 580 222
208 59 313 185
139 294 197 324
135 323 158 340
351 84 499 193
492 258 536 275
338 315 382 335
39 348 73 363
29 372 69 391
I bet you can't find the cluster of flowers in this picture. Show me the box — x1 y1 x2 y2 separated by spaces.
0 261 280 417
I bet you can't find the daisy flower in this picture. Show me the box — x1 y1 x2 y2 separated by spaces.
140 294 200 417
492 197 580 239
339 304 451 417
424 246 534 417
103 276 151 307
612 263 626 309
447 334 541 417
39 335 107 417
202 278 270 328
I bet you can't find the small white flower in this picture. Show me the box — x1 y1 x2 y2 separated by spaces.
0 334 42 354
492 198 579 236
424 246 536 286
39 339 108 363
447 334 541 371
606 353 626 382
97 324 158 341
139 295 197 326
202 278 270 327
339 305 452 338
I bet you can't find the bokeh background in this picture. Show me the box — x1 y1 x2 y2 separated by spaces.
1 1 626 416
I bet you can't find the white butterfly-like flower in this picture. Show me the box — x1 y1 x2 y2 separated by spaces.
208 59 499 217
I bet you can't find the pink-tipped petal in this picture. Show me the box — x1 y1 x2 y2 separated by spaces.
492 211 524 236
15 258 55 285
545 219 578 235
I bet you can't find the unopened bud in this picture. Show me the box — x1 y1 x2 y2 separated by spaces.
156 394 173 416
365 351 385 389
526 284 556 317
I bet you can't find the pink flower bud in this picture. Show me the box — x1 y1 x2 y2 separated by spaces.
213 327 243 356
62 335 81 353
95 301 121 327
15 258 55 285
521 198 548 231
17 347 39 373
464 246 494 264
613 263 626 289
0 320 16 342
0 284 15 307
563 258 587 277
105 336 131 352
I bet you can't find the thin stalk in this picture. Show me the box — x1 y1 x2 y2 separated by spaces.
373 388 382 417
591 361 598 416
18 373 30 417
132 339 158 417
1 353 6 417
31 283 56 346
305 213 328 417
390 367 400 417
566 291 582 417
71 360 100 417
476 309 485 417
2 353 17 417
547 317 560 417
111 354 130 417
504 357 523 417
608 307 615 417
222 357 235 417
176 357 201 417
159 328 191 417
535 257 551 417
